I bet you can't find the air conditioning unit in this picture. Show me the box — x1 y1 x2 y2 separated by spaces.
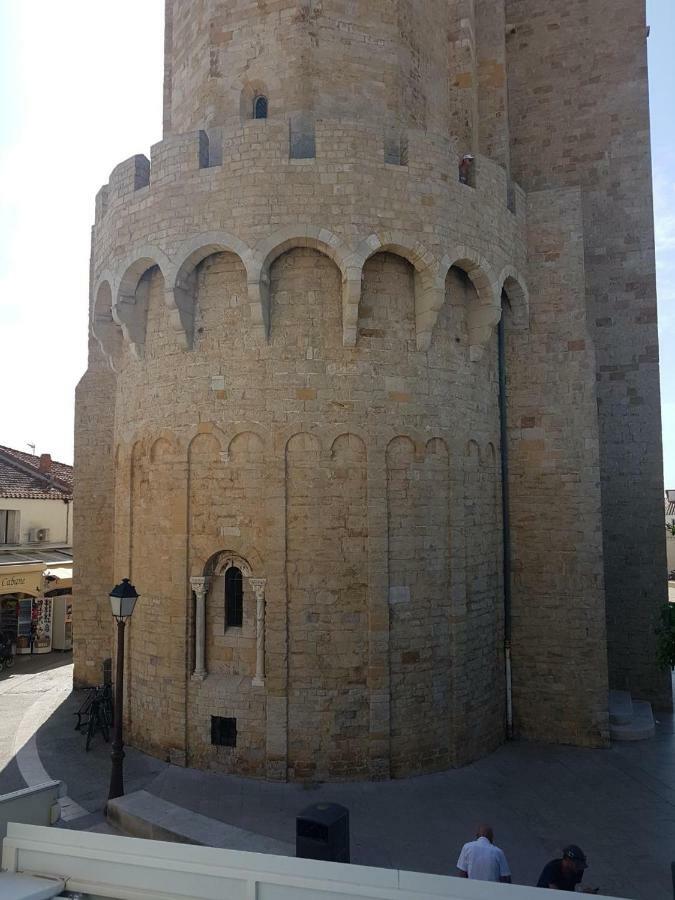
36 528 50 542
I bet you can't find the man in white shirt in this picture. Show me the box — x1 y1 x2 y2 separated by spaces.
456 824 512 883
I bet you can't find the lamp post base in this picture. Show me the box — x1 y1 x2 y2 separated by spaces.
108 744 125 800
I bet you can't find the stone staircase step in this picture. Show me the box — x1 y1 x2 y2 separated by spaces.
106 790 294 856
610 700 656 741
609 689 634 725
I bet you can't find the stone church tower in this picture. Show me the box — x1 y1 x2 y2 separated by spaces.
74 1 668 780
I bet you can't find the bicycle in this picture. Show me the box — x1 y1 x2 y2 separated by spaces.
75 684 113 751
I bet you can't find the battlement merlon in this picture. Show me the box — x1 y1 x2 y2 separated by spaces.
94 121 529 216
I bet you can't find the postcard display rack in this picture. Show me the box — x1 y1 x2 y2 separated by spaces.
16 597 52 654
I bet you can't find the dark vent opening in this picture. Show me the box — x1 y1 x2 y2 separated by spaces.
211 716 237 747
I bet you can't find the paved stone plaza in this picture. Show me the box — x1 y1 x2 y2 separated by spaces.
1 654 674 899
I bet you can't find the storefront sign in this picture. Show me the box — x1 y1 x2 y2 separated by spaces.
1 574 31 590
0 568 43 595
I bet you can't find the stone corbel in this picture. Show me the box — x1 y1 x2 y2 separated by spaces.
415 276 445 352
342 271 362 348
113 280 150 360
166 279 196 350
92 316 121 371
468 303 502 362
248 275 270 342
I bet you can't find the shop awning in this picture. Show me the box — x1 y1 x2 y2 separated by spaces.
0 549 72 567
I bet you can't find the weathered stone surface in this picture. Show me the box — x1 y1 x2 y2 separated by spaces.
73 0 666 782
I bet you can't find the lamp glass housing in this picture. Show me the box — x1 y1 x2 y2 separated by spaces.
109 579 139 621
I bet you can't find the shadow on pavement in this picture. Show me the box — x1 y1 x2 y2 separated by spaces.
3 655 675 899
0 652 165 814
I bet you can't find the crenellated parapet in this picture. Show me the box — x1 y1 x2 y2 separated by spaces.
91 118 529 367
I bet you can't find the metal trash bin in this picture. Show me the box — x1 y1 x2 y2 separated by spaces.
296 802 350 863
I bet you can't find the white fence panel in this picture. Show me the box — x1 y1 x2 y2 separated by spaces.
1 823 624 900
0 784 61 841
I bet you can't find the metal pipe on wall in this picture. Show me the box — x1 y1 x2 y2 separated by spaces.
498 311 513 739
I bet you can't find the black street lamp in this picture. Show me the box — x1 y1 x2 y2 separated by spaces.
107 578 139 801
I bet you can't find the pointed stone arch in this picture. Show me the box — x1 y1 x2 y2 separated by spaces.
167 231 254 350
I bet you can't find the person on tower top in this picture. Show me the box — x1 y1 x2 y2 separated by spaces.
459 153 475 185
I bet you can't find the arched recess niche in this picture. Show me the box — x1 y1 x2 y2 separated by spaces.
345 233 438 350
248 228 351 342
113 247 171 359
167 232 253 350
92 279 123 368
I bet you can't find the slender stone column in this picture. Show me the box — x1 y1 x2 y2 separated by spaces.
249 578 267 687
190 576 210 680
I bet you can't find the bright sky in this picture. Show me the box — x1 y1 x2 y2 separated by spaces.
0 1 164 465
0 2 673 487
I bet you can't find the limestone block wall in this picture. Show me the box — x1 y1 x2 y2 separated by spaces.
165 1 484 143
98 232 507 778
506 0 669 706
72 336 115 689
507 187 609 746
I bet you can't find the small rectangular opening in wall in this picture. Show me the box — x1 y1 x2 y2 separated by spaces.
385 133 408 167
289 115 316 160
198 131 210 169
211 716 237 747
198 129 223 169
133 155 150 190
507 182 516 214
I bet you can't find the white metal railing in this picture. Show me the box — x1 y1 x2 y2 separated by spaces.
0 784 62 841
0 823 625 900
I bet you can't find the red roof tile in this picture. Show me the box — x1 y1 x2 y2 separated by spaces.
0 446 73 500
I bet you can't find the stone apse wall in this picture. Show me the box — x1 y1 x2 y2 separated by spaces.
94 235 512 780
71 0 668 781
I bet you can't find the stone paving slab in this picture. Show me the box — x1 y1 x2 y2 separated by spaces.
139 728 675 900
